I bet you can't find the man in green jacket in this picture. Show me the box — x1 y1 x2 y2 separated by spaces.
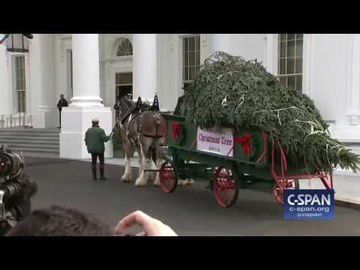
85 118 111 180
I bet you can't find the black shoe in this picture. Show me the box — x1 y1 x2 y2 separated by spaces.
92 166 97 180
99 165 106 180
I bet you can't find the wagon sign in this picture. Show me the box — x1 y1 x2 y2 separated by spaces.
197 127 234 157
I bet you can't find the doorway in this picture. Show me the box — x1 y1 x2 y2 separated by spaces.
113 72 133 158
115 72 133 100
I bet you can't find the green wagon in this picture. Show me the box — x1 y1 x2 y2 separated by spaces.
158 113 333 208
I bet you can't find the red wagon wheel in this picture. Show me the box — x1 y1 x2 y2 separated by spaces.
159 161 178 193
272 179 299 205
212 167 239 208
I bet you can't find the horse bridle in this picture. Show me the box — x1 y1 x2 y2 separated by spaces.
112 99 164 140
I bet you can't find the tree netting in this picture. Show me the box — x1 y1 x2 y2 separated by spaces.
184 51 360 174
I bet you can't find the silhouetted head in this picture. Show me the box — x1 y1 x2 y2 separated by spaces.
6 205 112 236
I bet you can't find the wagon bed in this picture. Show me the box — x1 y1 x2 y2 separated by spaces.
158 113 333 208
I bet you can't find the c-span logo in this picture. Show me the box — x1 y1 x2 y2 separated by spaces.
283 190 335 220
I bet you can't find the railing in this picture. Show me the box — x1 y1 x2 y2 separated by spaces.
0 113 32 128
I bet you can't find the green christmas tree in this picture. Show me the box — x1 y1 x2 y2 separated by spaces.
184 51 360 174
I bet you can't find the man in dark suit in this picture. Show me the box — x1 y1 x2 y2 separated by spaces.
56 94 68 128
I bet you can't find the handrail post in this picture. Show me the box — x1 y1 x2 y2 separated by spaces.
10 114 12 128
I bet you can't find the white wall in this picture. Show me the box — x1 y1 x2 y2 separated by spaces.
0 46 11 116
200 34 360 204
100 34 133 124
207 34 267 62
55 34 72 103
0 45 31 118
218 34 357 130
156 34 176 111
160 34 210 112
306 34 348 123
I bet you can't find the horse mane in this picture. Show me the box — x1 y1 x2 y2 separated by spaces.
120 95 134 109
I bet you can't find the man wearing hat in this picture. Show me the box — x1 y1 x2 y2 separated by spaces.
84 118 111 180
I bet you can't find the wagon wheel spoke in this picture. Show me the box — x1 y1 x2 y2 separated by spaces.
159 161 178 193
212 167 239 208
272 179 299 205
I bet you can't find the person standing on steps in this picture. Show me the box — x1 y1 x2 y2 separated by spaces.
56 94 68 128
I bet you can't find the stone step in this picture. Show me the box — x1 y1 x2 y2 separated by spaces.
22 152 60 158
2 140 59 146
0 128 60 157
9 147 59 153
0 133 59 137
6 144 59 150
0 128 60 133
0 137 59 142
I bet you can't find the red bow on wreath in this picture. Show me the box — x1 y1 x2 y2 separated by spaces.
235 133 252 156
171 122 182 140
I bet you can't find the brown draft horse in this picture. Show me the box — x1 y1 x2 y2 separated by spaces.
114 94 166 186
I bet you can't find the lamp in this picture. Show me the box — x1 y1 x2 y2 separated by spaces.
6 34 32 52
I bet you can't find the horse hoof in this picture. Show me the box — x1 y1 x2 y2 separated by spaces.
153 181 160 187
121 176 132 182
178 180 187 186
135 179 147 186
135 182 147 187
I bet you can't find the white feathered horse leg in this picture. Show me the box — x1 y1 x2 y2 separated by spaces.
137 145 143 173
121 155 133 182
153 138 162 186
135 136 151 186
121 141 133 182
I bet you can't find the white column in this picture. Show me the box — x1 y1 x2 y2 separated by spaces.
29 34 57 128
264 34 278 75
60 34 113 159
208 34 232 55
133 34 157 102
0 41 11 116
70 34 103 107
346 34 360 126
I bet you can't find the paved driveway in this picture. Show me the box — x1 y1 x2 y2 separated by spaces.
24 157 360 236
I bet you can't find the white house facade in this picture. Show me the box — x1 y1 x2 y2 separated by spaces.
0 34 359 204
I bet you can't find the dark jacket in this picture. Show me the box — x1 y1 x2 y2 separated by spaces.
57 98 68 111
84 127 110 153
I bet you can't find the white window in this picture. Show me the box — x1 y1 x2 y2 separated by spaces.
116 39 133 57
14 55 26 113
278 34 303 91
182 35 201 89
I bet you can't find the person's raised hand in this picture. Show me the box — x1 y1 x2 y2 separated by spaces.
114 210 177 236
